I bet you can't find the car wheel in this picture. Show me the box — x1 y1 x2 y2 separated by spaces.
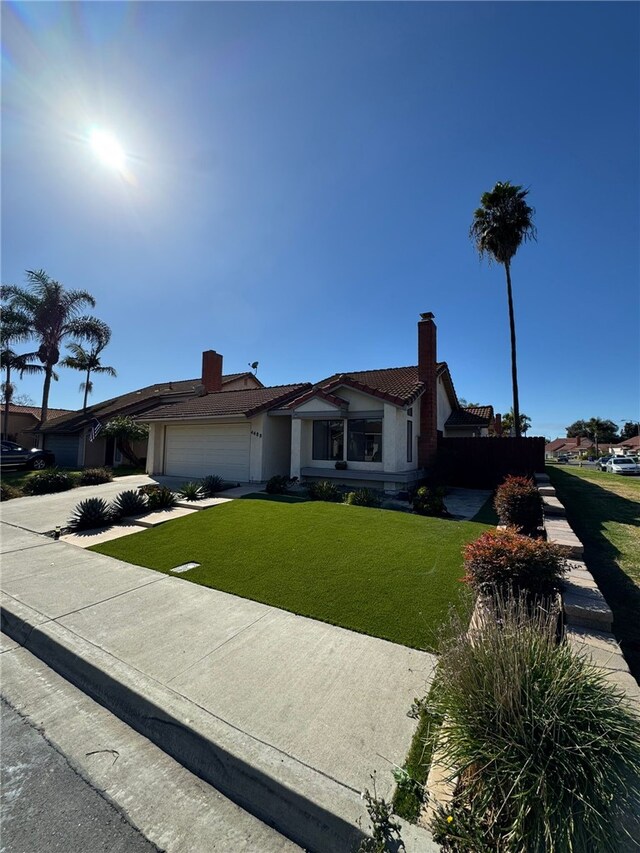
31 457 47 470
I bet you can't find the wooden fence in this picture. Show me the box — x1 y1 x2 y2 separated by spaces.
436 436 546 488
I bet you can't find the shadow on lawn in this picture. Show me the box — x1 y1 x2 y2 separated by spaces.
549 468 640 681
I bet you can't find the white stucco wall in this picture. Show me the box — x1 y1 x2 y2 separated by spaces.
260 414 292 480
437 377 454 433
293 397 343 414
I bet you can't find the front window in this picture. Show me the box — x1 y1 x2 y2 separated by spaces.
348 419 382 462
312 420 344 461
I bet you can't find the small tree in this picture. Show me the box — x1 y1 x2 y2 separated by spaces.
100 416 148 466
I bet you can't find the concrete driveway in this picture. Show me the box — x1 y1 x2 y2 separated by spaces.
0 475 155 534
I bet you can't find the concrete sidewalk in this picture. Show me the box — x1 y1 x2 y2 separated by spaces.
0 521 437 852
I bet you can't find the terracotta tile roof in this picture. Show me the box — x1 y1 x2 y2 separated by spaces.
284 388 349 410
143 384 312 421
2 404 72 420
545 437 591 453
446 406 494 428
39 373 255 433
615 435 640 449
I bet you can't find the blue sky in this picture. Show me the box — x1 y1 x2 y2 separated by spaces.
2 1 638 439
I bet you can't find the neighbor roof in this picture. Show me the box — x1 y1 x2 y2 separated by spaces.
39 373 260 433
2 404 72 420
445 406 494 428
142 384 312 421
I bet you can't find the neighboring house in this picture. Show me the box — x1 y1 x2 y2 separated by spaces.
544 437 591 460
608 435 640 456
0 404 72 448
444 405 495 437
38 359 262 468
144 313 493 492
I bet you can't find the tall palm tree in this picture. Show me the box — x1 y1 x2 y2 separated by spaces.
61 324 117 411
1 270 107 424
470 182 536 437
0 306 46 441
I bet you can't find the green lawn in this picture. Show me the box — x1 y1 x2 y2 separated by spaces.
547 465 640 679
91 498 493 650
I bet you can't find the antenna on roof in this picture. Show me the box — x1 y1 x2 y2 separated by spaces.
249 361 259 376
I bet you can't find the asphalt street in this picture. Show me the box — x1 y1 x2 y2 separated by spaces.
1 699 160 853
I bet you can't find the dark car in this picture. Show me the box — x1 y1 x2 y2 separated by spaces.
0 441 55 470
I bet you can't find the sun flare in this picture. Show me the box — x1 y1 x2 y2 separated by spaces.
89 129 126 171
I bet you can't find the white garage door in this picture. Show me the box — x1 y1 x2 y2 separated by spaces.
164 424 250 481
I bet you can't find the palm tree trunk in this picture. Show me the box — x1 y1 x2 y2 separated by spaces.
504 261 521 438
83 367 91 411
3 364 11 442
40 366 53 430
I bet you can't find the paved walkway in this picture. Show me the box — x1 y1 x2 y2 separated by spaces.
443 487 492 520
0 519 436 851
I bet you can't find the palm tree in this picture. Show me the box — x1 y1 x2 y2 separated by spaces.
1 270 107 424
0 306 46 441
61 324 117 411
470 182 536 437
502 409 532 436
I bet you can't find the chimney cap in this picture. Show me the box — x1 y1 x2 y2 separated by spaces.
420 312 435 321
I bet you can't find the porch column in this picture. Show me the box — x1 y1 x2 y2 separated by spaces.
290 417 302 479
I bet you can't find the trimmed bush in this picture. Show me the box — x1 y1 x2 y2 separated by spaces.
306 480 342 502
412 485 447 517
68 497 114 531
265 474 297 495
0 483 22 501
200 474 224 497
179 481 204 501
78 467 114 486
429 596 640 852
23 468 74 495
463 528 566 598
138 484 177 510
344 488 381 508
112 489 148 518
494 475 542 535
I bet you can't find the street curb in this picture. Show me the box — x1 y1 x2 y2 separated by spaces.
0 603 367 853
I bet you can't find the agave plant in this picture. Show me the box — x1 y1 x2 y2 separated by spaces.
139 484 177 510
111 489 148 518
68 497 113 531
200 474 223 497
179 481 204 502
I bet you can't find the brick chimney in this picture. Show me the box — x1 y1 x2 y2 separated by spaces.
202 350 223 393
417 312 438 468
494 413 503 437
575 436 581 448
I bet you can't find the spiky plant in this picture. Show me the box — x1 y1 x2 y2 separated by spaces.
68 497 113 531
200 474 223 497
179 481 204 501
111 489 148 518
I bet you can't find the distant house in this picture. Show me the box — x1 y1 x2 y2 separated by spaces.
143 313 493 492
1 403 72 448
38 366 263 468
608 435 640 456
544 436 591 460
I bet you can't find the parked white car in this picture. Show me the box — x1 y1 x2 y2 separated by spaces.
605 456 640 475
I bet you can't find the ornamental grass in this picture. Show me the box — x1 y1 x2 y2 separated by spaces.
430 595 640 852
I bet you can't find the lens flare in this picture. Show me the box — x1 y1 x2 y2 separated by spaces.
89 128 126 170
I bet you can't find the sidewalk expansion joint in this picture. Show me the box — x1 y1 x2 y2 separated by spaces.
0 540 60 556
165 611 272 685
52 575 170 622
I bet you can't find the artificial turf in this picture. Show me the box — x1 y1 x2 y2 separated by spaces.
90 498 492 650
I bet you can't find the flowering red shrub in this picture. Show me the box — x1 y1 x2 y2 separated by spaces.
493 475 542 535
463 528 566 596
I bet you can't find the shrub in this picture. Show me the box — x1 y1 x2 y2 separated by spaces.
463 528 566 598
493 475 542 535
265 474 297 495
178 481 204 501
306 480 342 502
429 595 640 852
412 485 447 517
68 497 114 531
0 483 22 501
78 467 113 486
344 488 381 508
23 468 74 495
138 484 177 509
200 474 224 497
111 489 148 518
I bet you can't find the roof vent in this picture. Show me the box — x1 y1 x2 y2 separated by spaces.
195 383 207 397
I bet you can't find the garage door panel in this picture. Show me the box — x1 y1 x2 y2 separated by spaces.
164 424 250 481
